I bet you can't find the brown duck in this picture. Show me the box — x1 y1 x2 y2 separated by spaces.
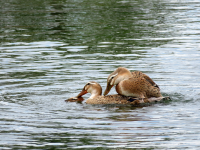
104 67 162 98
66 81 167 105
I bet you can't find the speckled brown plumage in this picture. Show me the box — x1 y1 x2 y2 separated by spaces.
85 94 167 105
132 71 160 89
85 94 132 104
66 81 167 105
104 67 162 98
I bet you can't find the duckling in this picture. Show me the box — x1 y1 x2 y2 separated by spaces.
104 67 162 98
66 81 167 105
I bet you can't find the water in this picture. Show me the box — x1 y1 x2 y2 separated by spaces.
1 0 200 149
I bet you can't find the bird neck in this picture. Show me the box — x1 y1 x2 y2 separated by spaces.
89 89 102 99
115 72 132 85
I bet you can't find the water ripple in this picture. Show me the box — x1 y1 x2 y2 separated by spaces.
1 0 200 149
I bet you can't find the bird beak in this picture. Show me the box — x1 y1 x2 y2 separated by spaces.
104 84 113 96
77 89 88 97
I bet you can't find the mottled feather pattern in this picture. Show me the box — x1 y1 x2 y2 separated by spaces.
68 67 163 105
116 75 161 98
85 94 169 105
67 78 168 105
113 69 162 98
86 94 151 104
132 71 160 89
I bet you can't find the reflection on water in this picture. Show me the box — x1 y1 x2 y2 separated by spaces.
1 0 200 149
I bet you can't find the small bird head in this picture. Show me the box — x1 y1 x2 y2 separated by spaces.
77 81 102 97
104 67 132 96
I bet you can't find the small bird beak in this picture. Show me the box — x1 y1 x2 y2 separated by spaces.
77 89 88 97
103 84 113 96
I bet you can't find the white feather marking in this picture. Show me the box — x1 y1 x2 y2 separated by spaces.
110 73 118 85
87 82 96 85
